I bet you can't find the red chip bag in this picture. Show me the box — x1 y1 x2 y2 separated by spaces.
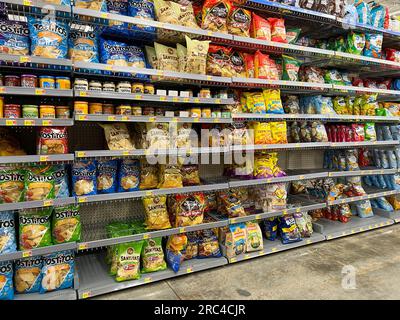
352 124 365 142
377 79 392 90
363 79 378 88
352 77 364 87
385 48 400 62
192 3 202 26
250 12 271 41
244 53 254 78
254 50 279 79
268 17 287 43
202 0 231 33
207 45 232 77
37 127 68 154
358 148 370 167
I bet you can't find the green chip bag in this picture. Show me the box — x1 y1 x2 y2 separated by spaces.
19 208 52 250
52 205 81 244
115 240 144 282
286 28 301 44
106 222 132 276
346 32 365 55
364 122 377 141
333 96 348 115
24 165 55 202
141 237 167 273
282 55 301 81
0 166 25 204
334 36 347 52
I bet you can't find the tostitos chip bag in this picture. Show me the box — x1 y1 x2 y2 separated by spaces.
0 19 29 55
268 17 287 43
24 165 55 202
72 160 97 196
118 159 140 192
52 205 81 244
68 30 99 63
0 211 16 254
0 261 13 300
254 51 279 80
14 256 43 294
228 6 251 37
19 208 52 250
250 12 271 41
201 0 231 33
37 127 68 155
28 16 69 59
0 167 25 204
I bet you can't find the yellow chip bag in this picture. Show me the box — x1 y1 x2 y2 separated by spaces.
252 122 273 145
158 164 183 189
143 195 171 230
250 92 266 114
270 121 287 144
154 42 179 72
176 43 187 73
154 0 179 24
185 36 210 75
263 89 284 114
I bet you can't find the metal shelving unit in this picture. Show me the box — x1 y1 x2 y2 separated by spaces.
327 189 400 206
14 289 77 300
0 118 74 126
0 53 72 72
0 87 73 97
373 208 400 223
0 154 74 164
327 168 397 178
76 252 228 299
0 197 75 213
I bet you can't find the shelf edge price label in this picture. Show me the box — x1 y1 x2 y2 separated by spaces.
42 120 52 126
35 88 45 95
159 96 166 101
100 12 109 18
255 214 261 220
142 233 150 240
299 175 305 179
230 257 237 263
39 155 49 162
179 227 186 233
194 98 200 103
144 277 152 283
145 191 153 196
258 251 264 256
0 87 5 93
79 91 87 97
78 115 87 121
186 267 193 273
5 120 16 126
78 197 87 203
122 151 130 156
78 243 88 250
156 70 164 76
148 117 156 122
207 30 213 36
22 250 32 258
244 254 250 260
24 120 34 126
215 99 221 104
172 97 178 102
77 151 86 158
43 199 53 207
351 229 355 234
327 235 332 240
296 208 301 213
213 118 220 123
193 118 200 122
121 116 128 121
19 56 31 63
23 0 32 5
206 75 212 81
230 218 237 224
306 240 312 245
134 94 142 100
82 291 91 299
107 116 116 121
271 247 277 253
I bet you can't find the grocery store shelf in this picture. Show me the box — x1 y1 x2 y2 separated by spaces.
330 140 399 148
373 208 400 223
76 182 229 204
75 114 232 124
327 189 400 206
231 142 331 152
0 118 74 126
327 168 397 178
78 217 228 250
0 53 72 71
0 242 76 262
0 87 73 97
227 233 326 264
14 289 77 300
74 90 234 105
313 215 394 240
0 154 74 164
332 85 400 97
232 113 399 123
2 0 71 14
0 196 75 213
76 252 228 299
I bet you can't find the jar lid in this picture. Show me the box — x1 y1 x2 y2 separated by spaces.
118 81 131 84
39 75 54 78
22 105 38 108
74 101 88 104
75 78 88 81
5 104 20 107
21 74 37 78
40 105 55 108
5 75 20 78
56 76 70 80
56 105 70 108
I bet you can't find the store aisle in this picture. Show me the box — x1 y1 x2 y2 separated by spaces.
95 224 400 300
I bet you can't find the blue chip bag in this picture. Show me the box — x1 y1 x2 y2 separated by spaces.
99 38 127 66
383 174 393 190
375 197 393 211
128 0 156 40
0 211 16 254
118 159 140 192
72 160 97 196
373 149 381 168
75 0 107 11
278 215 301 244
197 229 221 258
14 256 43 294
53 164 69 198
356 200 373 218
0 18 29 55
0 261 13 300
28 16 69 59
394 147 400 168
386 150 398 169
68 30 99 63
390 174 400 191
370 4 385 28
124 44 148 79
40 250 75 293
369 199 378 208
377 174 387 189
97 160 118 194
362 175 373 187
165 234 187 273
380 150 389 169
104 0 129 36
363 33 383 58
354 0 370 25
261 217 278 241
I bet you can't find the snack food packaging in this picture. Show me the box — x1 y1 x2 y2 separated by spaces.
158 164 183 189
96 160 118 194
268 17 287 43
279 215 301 244
0 167 25 204
139 159 159 190
201 0 231 33
223 223 246 258
250 12 271 41
263 89 284 114
115 241 144 281
52 164 69 198
261 217 278 241
185 36 210 75
228 6 251 37
72 160 97 196
166 234 187 272
245 221 263 252
0 19 29 55
141 237 167 273
52 205 81 244
100 123 134 150
40 250 75 293
282 55 301 81
254 51 279 80
19 208 52 250
143 195 172 230
24 165 55 202
37 127 68 155
171 193 205 227
198 228 221 258
118 159 140 192
0 261 13 300
207 45 232 77
68 30 99 62
14 256 43 294
0 211 16 254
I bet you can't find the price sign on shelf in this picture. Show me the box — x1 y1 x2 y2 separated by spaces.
271 247 277 253
142 233 150 240
79 91 87 97
24 120 34 126
78 243 88 250
43 199 53 207
107 116 116 121
144 277 152 283
42 120 52 126
179 227 186 233
19 56 31 63
215 99 221 104
5 120 16 126
186 267 193 273
39 155 49 162
22 250 32 258
77 151 86 158
78 197 87 203
82 291 91 299
134 94 142 100
0 87 5 93
145 191 153 196
35 88 45 95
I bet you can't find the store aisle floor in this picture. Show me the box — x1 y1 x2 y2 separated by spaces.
95 224 400 300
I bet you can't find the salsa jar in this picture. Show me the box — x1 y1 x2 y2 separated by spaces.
131 106 142 116
39 76 55 89
4 104 21 118
142 107 155 116
56 77 71 90
144 84 155 95
117 81 132 94
21 74 37 88
74 101 88 114
116 105 132 115
132 82 144 93
89 80 102 92
22 105 39 118
4 75 20 87
40 105 56 118
102 82 115 92
102 104 114 114
89 102 103 114
56 106 70 119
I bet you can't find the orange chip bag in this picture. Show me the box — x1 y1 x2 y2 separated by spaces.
207 45 232 77
254 50 279 80
270 121 287 144
202 0 231 33
244 53 254 78
268 18 287 43
227 6 251 37
250 12 271 41
252 122 273 145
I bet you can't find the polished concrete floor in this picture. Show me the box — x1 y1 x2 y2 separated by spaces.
96 224 400 300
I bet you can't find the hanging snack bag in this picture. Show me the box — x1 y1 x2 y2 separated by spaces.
279 215 302 244
363 33 383 58
115 241 144 281
0 19 29 55
254 51 279 80
201 0 231 33
245 221 263 252
228 6 251 37
19 208 52 250
118 159 140 192
0 261 13 300
282 55 301 81
52 205 81 244
52 165 69 199
0 167 25 204
141 237 166 273
185 36 210 75
68 30 99 63
250 12 271 41
72 160 97 196
100 123 134 150
0 211 16 254
37 127 68 155
263 89 284 114
14 256 42 294
268 17 287 43
143 195 171 230
24 165 55 202
207 45 232 77
96 160 118 194
28 16 69 59
198 228 221 258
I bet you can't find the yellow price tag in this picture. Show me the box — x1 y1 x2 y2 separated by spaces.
24 120 34 126
194 98 200 103
327 235 332 240
105 65 113 71
107 116 116 121
271 247 277 253
359 227 364 231
122 151 130 156
207 76 212 80
368 225 372 230
179 227 186 233
244 254 250 260
171 118 178 122
255 214 261 220
78 115 87 121
0 87 4 93
35 88 45 95
42 120 52 126
100 12 109 18
43 199 53 207
39 156 49 162
351 229 355 234
77 151 86 157
186 267 193 273
183 98 190 102
172 97 179 102
82 292 91 299
306 240 312 244
144 277 152 283
134 94 142 100
78 197 87 203
258 251 264 256
143 233 150 240
299 175 305 179
78 243 88 250
213 118 220 123
5 120 15 126
230 218 237 224
296 208 301 212
23 0 32 6
230 257 237 263
295 143 300 148
193 118 200 122
215 99 221 104
341 199 346 204
159 96 166 101
121 116 128 121
145 191 153 196
22 250 32 258
148 117 156 122
157 70 164 76
283 210 288 215
207 30 213 36
19 56 31 63
79 91 87 97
